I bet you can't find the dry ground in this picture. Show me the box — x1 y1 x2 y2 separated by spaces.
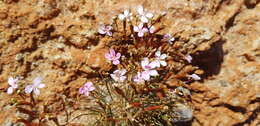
0 0 259 126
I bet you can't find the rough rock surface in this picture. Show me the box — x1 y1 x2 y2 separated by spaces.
0 0 259 126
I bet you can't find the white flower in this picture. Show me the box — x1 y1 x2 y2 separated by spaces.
133 23 148 37
137 5 153 23
110 69 127 82
7 77 19 94
150 51 167 68
118 10 133 21
98 24 113 36
163 34 175 44
25 77 45 95
141 58 158 80
188 74 201 80
185 54 192 63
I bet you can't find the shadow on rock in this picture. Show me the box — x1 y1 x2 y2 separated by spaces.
192 40 225 78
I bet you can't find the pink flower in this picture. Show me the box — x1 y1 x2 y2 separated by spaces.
110 69 127 82
7 77 19 94
118 10 133 21
150 51 167 68
98 24 113 36
185 54 192 63
105 49 121 65
79 82 95 96
134 23 148 37
163 34 175 44
141 58 158 80
188 74 201 80
25 77 45 95
137 5 153 23
133 72 145 83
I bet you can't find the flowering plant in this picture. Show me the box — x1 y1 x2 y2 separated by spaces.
6 5 204 126
85 5 202 125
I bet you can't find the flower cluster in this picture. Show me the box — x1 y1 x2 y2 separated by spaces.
98 6 201 86
74 5 201 125
133 51 167 83
7 76 45 96
104 48 168 84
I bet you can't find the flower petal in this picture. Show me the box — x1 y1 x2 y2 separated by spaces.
155 51 161 57
38 83 45 88
141 71 151 80
33 88 40 95
98 29 106 34
149 70 158 76
140 16 148 23
124 10 129 16
110 49 116 56
150 60 160 68
88 86 95 91
141 28 148 33
146 12 153 18
105 53 112 60
106 31 112 36
160 60 167 66
149 26 155 33
120 69 127 75
79 87 85 94
185 55 192 63
141 58 149 69
137 6 144 15
133 26 139 32
110 74 119 82
85 82 93 88
12 84 18 89
189 74 201 80
33 77 42 85
8 77 14 86
113 60 120 65
25 85 33 94
160 54 167 59
118 14 125 20
106 26 113 31
138 23 144 29
98 25 106 34
115 53 121 59
138 32 144 37
7 87 14 94
119 76 126 82
163 34 171 40
170 37 175 42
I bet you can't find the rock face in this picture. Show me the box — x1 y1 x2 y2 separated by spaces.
0 0 259 126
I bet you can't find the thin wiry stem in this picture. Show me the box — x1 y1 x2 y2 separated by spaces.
30 92 36 106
